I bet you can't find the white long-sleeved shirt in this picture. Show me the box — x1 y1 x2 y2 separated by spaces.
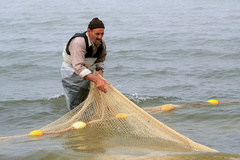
62 32 106 79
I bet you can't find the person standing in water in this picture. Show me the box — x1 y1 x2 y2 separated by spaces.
61 17 110 110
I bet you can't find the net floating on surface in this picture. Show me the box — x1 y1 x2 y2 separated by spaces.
0 76 218 152
39 77 217 152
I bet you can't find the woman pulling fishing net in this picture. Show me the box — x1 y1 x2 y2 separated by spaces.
61 17 110 110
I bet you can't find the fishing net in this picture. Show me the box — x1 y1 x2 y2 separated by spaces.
37 75 217 152
0 75 217 152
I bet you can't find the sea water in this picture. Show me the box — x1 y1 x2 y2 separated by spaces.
0 0 240 159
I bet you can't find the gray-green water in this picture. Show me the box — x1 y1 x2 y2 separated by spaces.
0 0 240 159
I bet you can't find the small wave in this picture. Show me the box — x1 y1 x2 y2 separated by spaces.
125 92 181 105
47 93 64 100
0 93 65 104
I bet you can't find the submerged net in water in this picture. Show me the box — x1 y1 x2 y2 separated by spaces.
0 76 217 152
39 77 217 152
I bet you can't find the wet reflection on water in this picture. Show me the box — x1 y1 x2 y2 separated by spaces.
61 127 204 153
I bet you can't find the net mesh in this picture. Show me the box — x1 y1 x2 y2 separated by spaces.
38 76 217 152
